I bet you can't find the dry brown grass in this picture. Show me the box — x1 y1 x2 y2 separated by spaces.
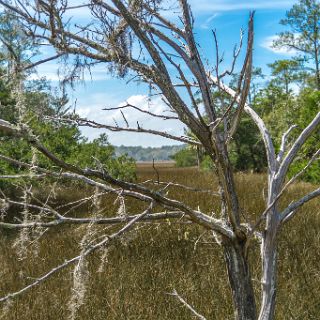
0 166 319 319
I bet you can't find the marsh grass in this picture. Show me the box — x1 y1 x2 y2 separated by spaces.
0 165 319 319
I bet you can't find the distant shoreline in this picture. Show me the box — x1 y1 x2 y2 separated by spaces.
136 160 176 168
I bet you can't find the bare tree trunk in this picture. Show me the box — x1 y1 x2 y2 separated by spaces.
223 241 257 320
313 40 320 90
314 55 320 90
214 137 241 227
196 146 201 171
258 216 279 320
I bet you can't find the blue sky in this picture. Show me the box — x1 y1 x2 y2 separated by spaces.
32 0 297 147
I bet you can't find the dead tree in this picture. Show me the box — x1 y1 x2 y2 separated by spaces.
0 1 319 320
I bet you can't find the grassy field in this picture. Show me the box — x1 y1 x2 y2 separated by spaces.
0 165 319 319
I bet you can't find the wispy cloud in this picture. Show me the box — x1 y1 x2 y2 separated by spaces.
51 0 296 21
260 35 297 55
189 0 295 12
29 61 111 82
199 13 220 29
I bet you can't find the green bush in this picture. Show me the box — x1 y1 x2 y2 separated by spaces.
171 148 198 167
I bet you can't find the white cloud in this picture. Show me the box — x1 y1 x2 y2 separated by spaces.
189 0 296 12
76 94 185 147
260 35 297 55
28 63 60 81
29 60 111 82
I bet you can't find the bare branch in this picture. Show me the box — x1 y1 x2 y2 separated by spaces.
21 53 65 71
220 29 244 78
0 174 46 179
0 210 185 230
208 75 277 176
282 149 320 189
120 110 129 127
281 188 320 223
58 116 201 146
140 180 220 195
142 3 185 39
0 119 16 135
0 154 154 204
179 0 216 122
245 148 320 254
149 33 207 126
103 103 179 120
277 111 320 184
227 12 254 140
276 125 298 166
0 126 233 237
169 289 207 320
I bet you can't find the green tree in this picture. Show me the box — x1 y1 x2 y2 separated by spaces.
0 12 135 182
172 147 198 167
76 134 136 181
253 81 319 182
229 116 267 172
0 85 136 182
268 58 305 94
254 81 295 142
289 88 320 182
273 0 320 89
0 10 36 78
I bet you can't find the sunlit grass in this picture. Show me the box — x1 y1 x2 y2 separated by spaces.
0 165 319 319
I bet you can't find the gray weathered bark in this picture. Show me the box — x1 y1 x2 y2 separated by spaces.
223 241 257 320
259 230 278 320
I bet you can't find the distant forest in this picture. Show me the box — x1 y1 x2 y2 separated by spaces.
115 145 185 161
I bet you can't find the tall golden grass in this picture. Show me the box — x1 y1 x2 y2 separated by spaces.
0 165 319 319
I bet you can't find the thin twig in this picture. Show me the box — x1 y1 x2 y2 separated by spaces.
169 289 207 320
